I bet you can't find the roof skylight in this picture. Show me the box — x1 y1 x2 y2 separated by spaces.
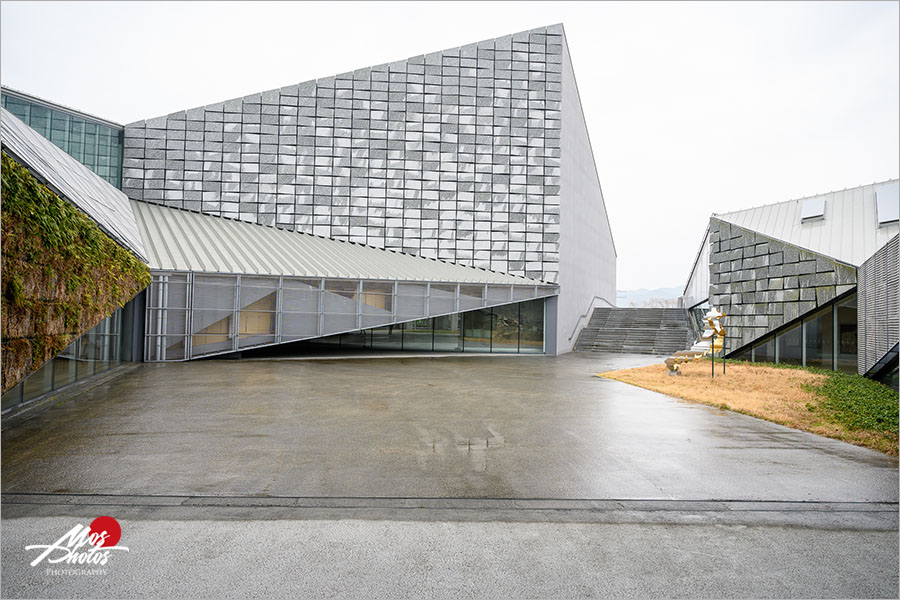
875 181 899 225
800 197 826 222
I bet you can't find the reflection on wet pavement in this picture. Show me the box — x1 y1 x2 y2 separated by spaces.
2 353 896 501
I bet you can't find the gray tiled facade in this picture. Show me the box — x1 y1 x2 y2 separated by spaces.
709 218 857 348
122 25 565 283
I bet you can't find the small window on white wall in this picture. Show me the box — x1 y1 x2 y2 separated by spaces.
800 197 826 222
875 181 899 225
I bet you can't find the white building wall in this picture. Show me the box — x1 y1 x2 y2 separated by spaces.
555 33 616 353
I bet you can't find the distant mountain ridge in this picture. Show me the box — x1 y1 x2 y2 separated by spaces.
616 286 682 308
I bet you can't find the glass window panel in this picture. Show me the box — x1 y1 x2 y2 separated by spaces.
875 181 900 225
68 118 85 162
363 281 393 295
491 303 519 353
323 313 356 334
23 360 54 403
28 105 50 136
876 365 899 390
804 306 833 370
163 336 186 360
753 337 775 363
433 313 462 352
518 298 544 353
108 310 122 366
370 325 403 350
777 324 802 365
4 96 30 123
82 122 98 169
403 318 433 351
193 276 236 311
1 382 24 412
191 335 234 356
49 109 69 150
192 310 233 339
836 293 858 374
77 328 98 379
463 308 492 352
93 318 112 374
340 331 368 349
53 341 78 389
313 333 342 347
283 282 320 313
239 306 275 336
325 280 359 300
0 96 123 186
361 286 392 313
730 347 751 362
459 284 485 310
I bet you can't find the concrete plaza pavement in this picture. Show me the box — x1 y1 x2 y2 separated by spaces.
2 353 897 501
1 353 897 598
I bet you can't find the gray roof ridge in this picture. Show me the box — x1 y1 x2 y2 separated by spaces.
130 199 551 285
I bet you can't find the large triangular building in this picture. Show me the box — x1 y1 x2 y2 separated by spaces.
119 23 616 358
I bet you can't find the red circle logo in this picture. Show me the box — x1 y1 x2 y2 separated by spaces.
89 516 122 547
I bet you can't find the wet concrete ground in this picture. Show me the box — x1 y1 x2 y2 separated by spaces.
2 353 897 598
2 353 897 501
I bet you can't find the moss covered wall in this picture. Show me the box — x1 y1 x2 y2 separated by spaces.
1 153 151 393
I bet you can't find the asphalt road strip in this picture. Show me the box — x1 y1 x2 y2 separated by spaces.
3 493 896 529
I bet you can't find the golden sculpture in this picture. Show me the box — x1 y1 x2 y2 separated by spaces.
665 308 727 375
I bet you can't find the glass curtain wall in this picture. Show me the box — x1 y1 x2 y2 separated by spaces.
491 303 520 353
463 309 493 352
280 298 545 355
145 272 555 360
739 292 858 373
1 305 131 412
804 306 834 369
433 314 462 351
404 319 434 351
752 337 775 363
835 295 858 373
776 324 802 365
1 92 123 188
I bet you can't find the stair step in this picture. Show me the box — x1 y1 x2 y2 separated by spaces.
574 306 694 355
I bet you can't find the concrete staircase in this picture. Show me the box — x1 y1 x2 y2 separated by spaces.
574 308 695 355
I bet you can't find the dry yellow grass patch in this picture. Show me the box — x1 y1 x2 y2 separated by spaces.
598 359 897 455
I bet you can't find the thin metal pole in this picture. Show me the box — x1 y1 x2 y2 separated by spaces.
711 333 715 379
185 273 193 360
232 275 241 353
723 336 726 374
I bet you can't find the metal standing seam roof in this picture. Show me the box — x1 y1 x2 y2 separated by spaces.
715 180 900 267
0 107 147 261
132 200 554 286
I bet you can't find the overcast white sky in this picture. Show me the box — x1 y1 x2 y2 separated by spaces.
2 1 897 291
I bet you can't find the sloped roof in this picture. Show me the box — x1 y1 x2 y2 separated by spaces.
132 200 553 286
0 107 146 261
714 180 900 267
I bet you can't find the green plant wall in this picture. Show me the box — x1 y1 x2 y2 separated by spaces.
1 152 151 393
